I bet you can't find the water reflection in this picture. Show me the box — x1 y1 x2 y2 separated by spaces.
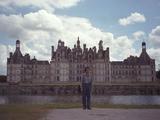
110 96 160 105
0 95 160 105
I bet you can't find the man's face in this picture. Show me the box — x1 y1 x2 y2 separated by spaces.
86 68 90 75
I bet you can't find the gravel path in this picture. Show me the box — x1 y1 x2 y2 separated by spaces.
42 108 160 120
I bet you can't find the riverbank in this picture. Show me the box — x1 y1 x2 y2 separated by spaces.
1 104 160 120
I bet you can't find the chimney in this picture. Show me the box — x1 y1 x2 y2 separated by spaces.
52 46 54 52
51 46 54 59
83 44 86 50
77 36 80 48
9 52 13 58
106 47 110 61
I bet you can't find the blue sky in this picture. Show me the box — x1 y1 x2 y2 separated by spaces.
56 0 160 33
0 0 160 74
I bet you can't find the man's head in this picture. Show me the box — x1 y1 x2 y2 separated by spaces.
84 67 90 75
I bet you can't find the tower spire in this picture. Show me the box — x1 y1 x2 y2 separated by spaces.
77 36 80 48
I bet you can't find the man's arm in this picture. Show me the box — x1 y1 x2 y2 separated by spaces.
80 76 84 92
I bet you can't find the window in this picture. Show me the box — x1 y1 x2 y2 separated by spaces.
139 71 141 75
57 76 59 81
77 77 79 81
126 71 128 75
57 70 59 74
152 71 154 74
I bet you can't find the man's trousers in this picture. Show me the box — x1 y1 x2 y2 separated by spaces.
82 83 92 109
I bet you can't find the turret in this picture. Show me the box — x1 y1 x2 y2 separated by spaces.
24 53 30 62
98 40 103 51
9 52 13 58
10 40 23 64
77 36 80 48
62 42 64 47
142 41 146 52
93 46 96 53
16 40 20 50
105 47 110 61
52 46 54 53
139 41 151 64
51 46 54 59
58 39 61 47
83 44 86 51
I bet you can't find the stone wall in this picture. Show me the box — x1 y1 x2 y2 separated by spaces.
0 83 160 95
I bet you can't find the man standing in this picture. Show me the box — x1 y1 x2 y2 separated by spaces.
82 67 92 110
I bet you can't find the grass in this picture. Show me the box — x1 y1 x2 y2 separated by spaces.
1 103 160 120
0 103 82 120
0 104 49 120
92 103 160 109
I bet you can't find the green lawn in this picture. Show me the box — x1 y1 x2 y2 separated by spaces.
0 104 48 120
0 103 82 120
1 103 160 120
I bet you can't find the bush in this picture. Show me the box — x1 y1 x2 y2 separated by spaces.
0 75 7 83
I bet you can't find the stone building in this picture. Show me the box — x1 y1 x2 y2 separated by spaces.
111 42 156 83
7 38 156 84
7 40 50 84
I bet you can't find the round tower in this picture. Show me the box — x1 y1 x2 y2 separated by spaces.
16 40 20 49
142 41 146 52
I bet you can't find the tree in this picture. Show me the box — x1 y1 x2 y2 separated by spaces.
157 64 160 80
156 70 160 80
0 75 7 83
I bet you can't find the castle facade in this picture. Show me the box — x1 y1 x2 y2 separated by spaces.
7 38 156 84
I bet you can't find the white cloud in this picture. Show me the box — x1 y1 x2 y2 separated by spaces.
0 10 138 74
0 44 8 75
111 36 137 60
132 31 145 41
119 12 146 26
148 48 160 70
148 26 160 70
149 26 160 48
0 0 81 12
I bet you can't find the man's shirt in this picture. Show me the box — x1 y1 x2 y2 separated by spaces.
82 75 92 84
